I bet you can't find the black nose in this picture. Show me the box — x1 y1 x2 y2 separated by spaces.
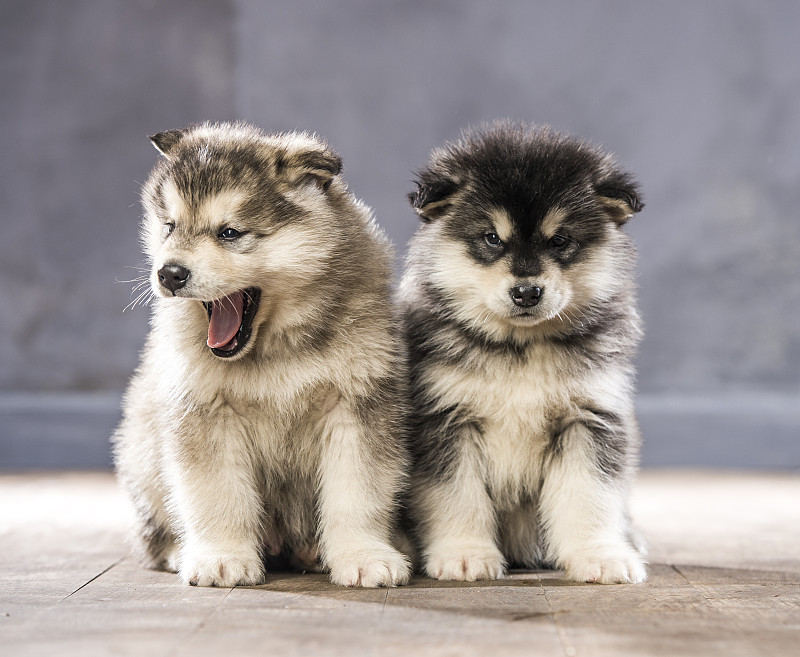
510 285 542 307
158 264 190 293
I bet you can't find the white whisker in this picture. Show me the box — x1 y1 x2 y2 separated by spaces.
124 287 153 313
115 274 149 285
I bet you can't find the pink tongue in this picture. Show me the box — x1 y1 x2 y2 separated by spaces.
207 291 244 350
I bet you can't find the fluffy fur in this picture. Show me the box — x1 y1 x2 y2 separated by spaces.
113 122 410 588
400 122 647 584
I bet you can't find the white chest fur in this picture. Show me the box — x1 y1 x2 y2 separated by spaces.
420 340 616 501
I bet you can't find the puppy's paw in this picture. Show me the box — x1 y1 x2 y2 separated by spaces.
425 544 505 581
328 546 411 588
564 546 647 584
180 548 265 587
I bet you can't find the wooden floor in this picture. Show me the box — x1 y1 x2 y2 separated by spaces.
1 471 799 656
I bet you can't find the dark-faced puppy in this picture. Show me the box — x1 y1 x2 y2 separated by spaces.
400 123 646 584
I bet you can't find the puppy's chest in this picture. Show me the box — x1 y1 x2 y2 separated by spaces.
431 344 572 428
198 389 334 468
424 344 576 481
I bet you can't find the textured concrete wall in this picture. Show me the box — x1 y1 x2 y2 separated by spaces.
1 0 798 467
0 0 235 392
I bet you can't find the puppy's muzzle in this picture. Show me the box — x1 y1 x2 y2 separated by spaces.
158 264 190 294
510 285 542 307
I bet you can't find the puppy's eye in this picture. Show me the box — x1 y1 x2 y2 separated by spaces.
548 234 569 249
485 232 503 247
219 227 243 240
162 223 175 238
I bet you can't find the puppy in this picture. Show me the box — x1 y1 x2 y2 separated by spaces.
113 122 410 587
400 122 647 584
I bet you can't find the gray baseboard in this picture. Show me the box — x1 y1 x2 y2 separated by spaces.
637 393 800 469
1 392 798 470
0 394 121 470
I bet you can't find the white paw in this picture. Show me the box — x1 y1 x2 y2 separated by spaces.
425 544 505 581
564 546 647 584
180 547 265 587
328 546 411 588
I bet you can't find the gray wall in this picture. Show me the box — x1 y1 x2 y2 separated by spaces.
1 0 798 469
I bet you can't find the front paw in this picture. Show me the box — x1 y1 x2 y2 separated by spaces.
328 545 411 588
564 545 647 584
180 547 265 587
425 543 505 581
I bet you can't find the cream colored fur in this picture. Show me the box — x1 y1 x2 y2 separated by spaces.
114 124 409 588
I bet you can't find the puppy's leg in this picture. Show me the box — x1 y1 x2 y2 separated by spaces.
168 410 265 587
414 428 505 581
130 485 180 573
318 399 411 588
540 415 646 584
113 392 179 572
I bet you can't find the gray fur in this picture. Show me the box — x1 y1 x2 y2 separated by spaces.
114 122 410 588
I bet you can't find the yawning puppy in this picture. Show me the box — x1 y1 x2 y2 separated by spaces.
114 122 410 588
400 122 647 584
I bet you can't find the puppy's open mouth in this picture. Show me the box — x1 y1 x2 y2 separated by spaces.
202 288 261 358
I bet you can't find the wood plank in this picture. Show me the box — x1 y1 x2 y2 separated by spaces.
629 470 800 573
0 472 130 626
175 572 565 657
4 558 233 657
537 564 798 657
2 471 800 657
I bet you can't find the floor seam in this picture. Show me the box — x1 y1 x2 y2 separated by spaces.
61 557 125 602
380 587 390 619
5 555 127 639
669 563 772 657
670 563 715 606
168 587 235 657
537 572 576 657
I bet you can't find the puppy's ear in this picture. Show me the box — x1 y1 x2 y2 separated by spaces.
278 147 342 191
409 176 460 222
595 170 644 225
149 129 187 158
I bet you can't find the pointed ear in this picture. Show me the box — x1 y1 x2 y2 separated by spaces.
149 129 187 158
595 170 644 225
408 176 460 222
278 147 342 191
